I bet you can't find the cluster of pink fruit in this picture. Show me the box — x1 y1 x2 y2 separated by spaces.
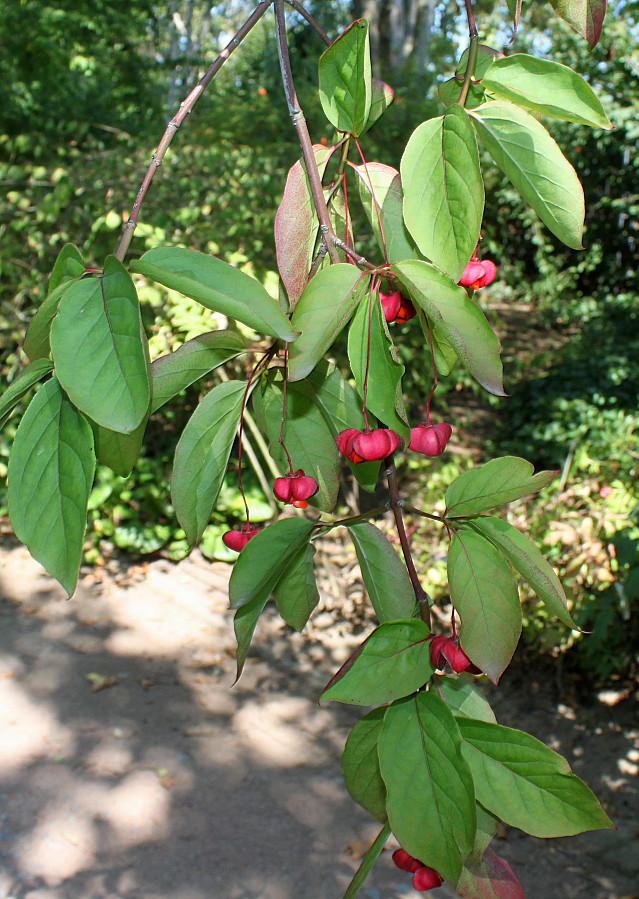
335 421 452 462
392 848 443 891
222 468 319 552
222 254 499 554
380 252 496 326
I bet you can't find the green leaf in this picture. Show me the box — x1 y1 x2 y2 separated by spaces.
51 257 151 433
321 619 433 705
0 359 53 428
456 45 503 80
436 676 497 724
228 517 315 609
458 718 613 837
272 542 319 631
252 374 340 513
7 377 95 596
456 847 526 898
425 316 459 377
234 594 270 680
395 260 505 396
363 78 394 131
48 243 85 293
171 380 245 546
347 293 409 439
47 243 86 296
91 418 146 478
318 19 372 135
305 360 379 492
438 77 487 109
378 692 476 884
288 264 368 382
482 55 611 129
274 145 336 304
131 247 297 341
341 707 388 822
347 522 419 622
448 530 522 683
150 330 246 413
466 515 577 629
549 0 607 48
23 277 82 362
343 824 391 899
470 101 585 249
401 106 484 280
352 162 420 263
445 456 557 517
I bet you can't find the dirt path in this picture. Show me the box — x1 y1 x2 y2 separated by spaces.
0 538 637 899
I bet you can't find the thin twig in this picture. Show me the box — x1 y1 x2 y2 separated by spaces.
457 0 479 107
284 0 332 45
273 0 341 265
115 0 274 261
385 457 432 626
332 237 377 269
312 506 388 529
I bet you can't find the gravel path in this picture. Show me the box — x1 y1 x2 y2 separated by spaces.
0 538 637 899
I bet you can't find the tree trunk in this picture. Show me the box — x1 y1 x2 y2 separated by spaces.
350 0 435 84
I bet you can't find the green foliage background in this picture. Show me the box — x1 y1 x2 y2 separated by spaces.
1 0 637 681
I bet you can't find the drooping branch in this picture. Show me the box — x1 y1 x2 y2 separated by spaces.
273 0 341 265
115 0 274 262
284 0 332 46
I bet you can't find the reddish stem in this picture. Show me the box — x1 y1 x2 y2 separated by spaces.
385 457 432 627
236 348 277 521
278 345 294 472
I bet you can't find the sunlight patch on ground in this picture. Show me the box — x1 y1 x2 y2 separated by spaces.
0 666 74 775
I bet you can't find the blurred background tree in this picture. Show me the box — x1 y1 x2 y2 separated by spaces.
1 0 637 683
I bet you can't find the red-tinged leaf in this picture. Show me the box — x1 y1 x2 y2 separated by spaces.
457 847 526 899
550 0 607 48
274 145 336 304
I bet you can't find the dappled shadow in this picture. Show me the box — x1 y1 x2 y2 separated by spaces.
0 540 400 899
0 538 637 899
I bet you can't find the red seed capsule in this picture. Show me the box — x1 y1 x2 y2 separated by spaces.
222 524 261 552
335 428 365 463
429 635 481 674
392 848 423 874
273 469 319 504
380 289 402 323
412 865 444 891
459 256 497 289
409 422 452 457
352 428 400 461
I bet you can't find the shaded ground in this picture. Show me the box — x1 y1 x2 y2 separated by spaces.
0 537 637 899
